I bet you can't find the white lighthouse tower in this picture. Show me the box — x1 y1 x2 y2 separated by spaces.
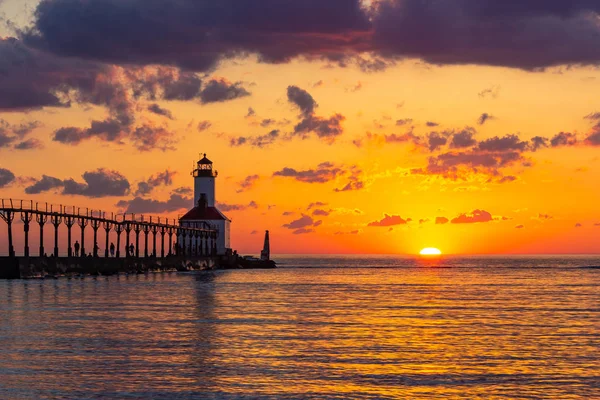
180 154 231 255
193 153 216 207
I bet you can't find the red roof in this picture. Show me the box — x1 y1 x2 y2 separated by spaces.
180 206 230 221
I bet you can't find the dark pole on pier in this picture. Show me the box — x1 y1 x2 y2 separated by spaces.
143 225 150 258
103 221 112 258
168 228 174 256
160 227 166 258
65 216 75 258
115 224 123 258
0 211 15 257
152 226 158 257
125 222 132 258
134 224 141 258
21 212 33 257
203 232 208 256
78 218 88 258
91 220 100 257
36 214 47 257
51 214 62 257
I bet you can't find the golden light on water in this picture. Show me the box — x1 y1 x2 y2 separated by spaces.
420 247 442 256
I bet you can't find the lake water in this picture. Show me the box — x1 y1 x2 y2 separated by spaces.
0 255 599 399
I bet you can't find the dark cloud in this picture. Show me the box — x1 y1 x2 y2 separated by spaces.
0 119 42 149
197 120 212 132
116 193 191 214
13 138 44 150
312 209 330 217
173 187 193 196
396 118 413 126
479 86 500 99
307 202 327 210
419 218 429 224
236 175 260 193
497 175 517 184
246 107 256 118
449 128 477 149
26 169 130 197
575 223 582 228
17 0 600 77
199 79 250 103
230 129 280 148
24 175 63 194
130 124 177 152
134 170 176 196
287 86 345 142
516 225 525 229
147 103 174 119
260 119 275 127
368 214 411 227
273 162 343 183
478 134 529 152
371 0 600 70
478 113 495 125
334 180 365 192
586 130 600 146
427 131 449 151
435 217 449 225
217 201 258 212
283 214 321 230
293 228 315 235
426 121 440 127
530 136 549 151
538 213 553 220
550 132 577 147
287 85 316 115
451 210 493 224
0 168 16 188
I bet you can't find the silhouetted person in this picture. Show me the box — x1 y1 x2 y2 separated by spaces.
93 242 99 257
129 244 135 257
74 241 80 257
110 242 115 257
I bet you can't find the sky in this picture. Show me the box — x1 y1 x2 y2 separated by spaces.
1 0 600 255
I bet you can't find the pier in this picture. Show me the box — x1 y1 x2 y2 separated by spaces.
0 199 220 279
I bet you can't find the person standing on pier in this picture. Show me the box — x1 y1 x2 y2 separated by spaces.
110 242 115 257
74 241 80 257
129 244 135 257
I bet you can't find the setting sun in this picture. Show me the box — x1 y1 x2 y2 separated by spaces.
420 248 442 256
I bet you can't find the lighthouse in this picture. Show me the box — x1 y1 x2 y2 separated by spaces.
179 154 231 255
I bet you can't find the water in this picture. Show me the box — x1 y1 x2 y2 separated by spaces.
0 255 599 399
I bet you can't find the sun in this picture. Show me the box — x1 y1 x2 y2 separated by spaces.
420 247 442 256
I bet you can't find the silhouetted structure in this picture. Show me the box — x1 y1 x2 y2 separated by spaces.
261 230 270 261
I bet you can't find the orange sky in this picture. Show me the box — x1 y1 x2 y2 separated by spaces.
1 1 600 255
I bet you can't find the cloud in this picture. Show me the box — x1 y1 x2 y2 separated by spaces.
283 215 321 230
197 120 212 132
479 86 500 99
134 170 176 196
516 225 525 229
12 137 43 150
230 129 280 148
449 128 477 148
419 218 430 224
478 134 529 152
435 217 449 225
550 132 577 147
0 119 42 150
273 162 343 183
199 78 250 103
478 113 495 125
530 136 549 151
287 86 345 142
537 213 553 220
368 214 411 227
426 121 440 127
245 107 256 118
116 193 191 214
575 223 582 228
236 175 260 193
312 209 330 217
147 103 174 119
0 168 15 188
307 202 328 210
26 169 130 197
396 118 413 126
427 131 449 151
293 228 315 235
217 201 258 212
451 210 493 224
18 0 600 77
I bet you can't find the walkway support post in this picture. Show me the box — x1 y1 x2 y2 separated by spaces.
115 224 124 258
36 214 48 257
103 221 112 258
0 211 15 257
51 213 62 257
143 225 150 258
78 217 88 258
91 220 100 257
65 216 75 258
21 212 33 258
